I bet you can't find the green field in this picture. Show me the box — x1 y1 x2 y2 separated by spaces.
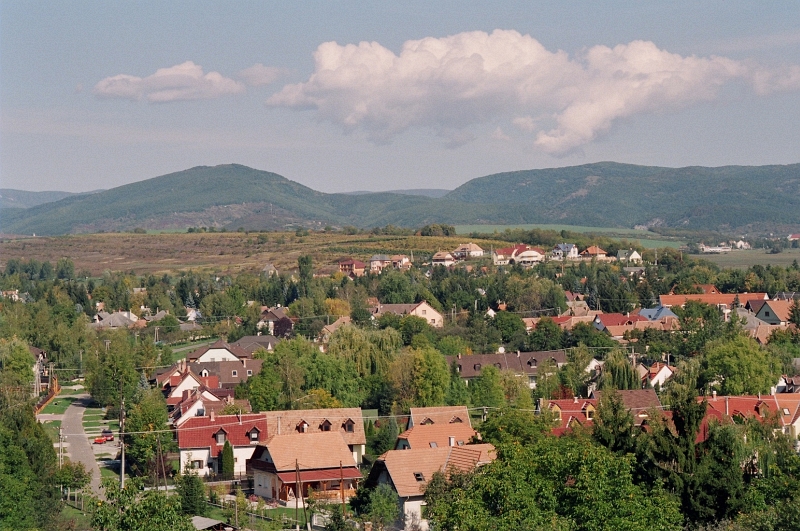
455 224 685 249
696 248 800 269
40 396 77 415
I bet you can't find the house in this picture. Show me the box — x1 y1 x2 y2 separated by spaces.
617 249 643 264
261 263 278 277
190 359 264 389
755 300 793 325
231 335 279 354
700 394 786 431
580 246 607 260
552 243 579 261
658 292 768 309
257 306 294 337
261 408 367 464
446 350 568 389
1 289 20 301
540 397 598 436
185 339 252 363
369 254 393 273
185 308 201 322
365 444 495 530
452 243 484 259
641 362 675 389
775 375 800 394
318 316 351 343
775 395 800 441
788 234 800 241
170 390 251 427
773 292 800 301
338 258 366 278
408 406 472 428
636 306 679 321
176 412 268 476
154 364 223 408
699 243 732 253
392 255 413 270
590 389 662 426
371 301 444 328
492 244 545 266
395 423 478 450
249 432 361 506
431 252 456 267
89 310 140 329
593 313 649 333
528 315 596 331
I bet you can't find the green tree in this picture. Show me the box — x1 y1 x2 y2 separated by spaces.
411 346 449 407
0 336 34 388
92 477 194 531
470 365 505 408
221 441 234 477
298 255 313 297
701 335 781 395
600 349 639 390
176 464 207 516
592 388 635 455
365 483 400 531
123 388 173 481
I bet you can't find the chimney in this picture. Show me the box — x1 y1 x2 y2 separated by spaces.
210 410 215 422
573 395 578 404
448 436 455 447
712 390 717 400
277 415 281 435
725 397 729 416
516 350 521 358
243 359 247 368
457 353 462 360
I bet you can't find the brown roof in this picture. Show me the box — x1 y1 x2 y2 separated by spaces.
375 444 495 497
261 408 366 446
659 292 768 307
446 350 568 379
409 406 472 428
591 389 662 426
259 432 357 472
189 359 264 388
186 339 252 362
581 245 607 256
761 300 793 323
231 335 279 353
395 423 477 449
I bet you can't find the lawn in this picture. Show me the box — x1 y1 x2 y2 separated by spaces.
41 420 61 444
696 248 800 269
40 396 78 415
60 504 93 531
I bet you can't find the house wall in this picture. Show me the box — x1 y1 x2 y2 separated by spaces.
402 497 429 531
169 376 204 398
179 448 213 476
195 348 241 362
412 303 443 328
179 445 257 476
254 470 281 499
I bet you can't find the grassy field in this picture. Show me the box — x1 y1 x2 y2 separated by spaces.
696 248 800 269
0 232 505 276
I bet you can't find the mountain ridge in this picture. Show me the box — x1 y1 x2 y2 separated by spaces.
2 162 798 235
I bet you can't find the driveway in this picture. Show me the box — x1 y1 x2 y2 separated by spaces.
60 393 104 496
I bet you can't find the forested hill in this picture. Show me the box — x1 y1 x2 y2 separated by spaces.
2 162 799 235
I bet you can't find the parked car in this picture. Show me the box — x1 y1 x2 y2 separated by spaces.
93 436 107 444
102 429 114 441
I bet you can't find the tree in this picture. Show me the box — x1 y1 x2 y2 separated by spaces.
789 298 800 328
470 365 505 408
527 317 564 351
370 417 399 456
701 335 781 395
298 255 313 297
365 483 400 531
176 463 207 516
92 477 194 531
593 388 635 455
411 346 449 407
123 388 173 481
600 349 639 390
55 459 92 490
221 441 234 477
0 336 34 388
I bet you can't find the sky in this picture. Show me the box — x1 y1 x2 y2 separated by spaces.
1 1 799 194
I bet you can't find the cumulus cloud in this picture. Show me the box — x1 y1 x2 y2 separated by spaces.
93 61 244 103
268 30 800 153
238 63 285 86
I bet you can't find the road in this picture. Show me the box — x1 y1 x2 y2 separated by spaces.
61 393 103 496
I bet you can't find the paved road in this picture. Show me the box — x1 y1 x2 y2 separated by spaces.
61 393 103 496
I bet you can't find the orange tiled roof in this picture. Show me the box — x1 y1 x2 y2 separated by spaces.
396 423 477 449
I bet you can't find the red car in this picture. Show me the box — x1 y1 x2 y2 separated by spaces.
102 429 114 441
93 436 106 444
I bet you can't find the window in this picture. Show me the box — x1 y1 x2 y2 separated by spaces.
297 421 308 433
232 370 238 377
320 420 332 432
247 370 253 376
429 442 437 448
344 420 355 433
474 363 481 371
765 311 771 317
421 418 434 425
192 460 203 469
413 472 425 482
421 310 427 315
783 408 791 415
250 429 260 441
216 431 226 445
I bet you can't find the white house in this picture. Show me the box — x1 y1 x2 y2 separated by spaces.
552 243 579 261
452 243 484 259
186 339 251 363
176 412 267 476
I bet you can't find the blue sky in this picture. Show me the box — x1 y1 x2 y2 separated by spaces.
1 1 799 193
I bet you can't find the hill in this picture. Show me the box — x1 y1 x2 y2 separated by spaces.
2 162 799 236
0 189 86 209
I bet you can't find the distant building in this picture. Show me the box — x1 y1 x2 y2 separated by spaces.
452 243 484 259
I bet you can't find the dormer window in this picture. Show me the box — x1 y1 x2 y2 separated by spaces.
249 428 260 442
429 442 438 448
297 420 309 433
215 430 226 445
320 419 332 432
528 359 537 367
421 418 435 425
343 419 355 433
232 370 238 377
449 417 463 424
414 472 424 482
247 370 253 376
474 364 481 371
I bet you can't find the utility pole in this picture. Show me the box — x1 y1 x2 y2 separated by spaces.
340 460 345 517
295 459 300 531
79 349 83 377
119 397 125 489
59 426 64 469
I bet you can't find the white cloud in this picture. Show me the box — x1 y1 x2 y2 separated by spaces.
491 127 510 141
268 30 800 154
238 63 285 86
93 61 244 103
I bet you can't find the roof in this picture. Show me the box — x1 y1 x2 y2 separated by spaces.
775 395 800 425
659 292 768 307
231 335 279 353
591 389 662 425
594 313 649 328
409 406 472 428
581 245 607 256
396 422 477 449
636 306 679 321
189 360 263 387
258 431 357 471
446 350 568 379
432 251 454 260
545 398 598 435
375 444 495 497
186 339 252 362
453 243 483 253
261 408 366 446
191 516 228 531
759 300 793 323
701 395 783 425
177 414 268 450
